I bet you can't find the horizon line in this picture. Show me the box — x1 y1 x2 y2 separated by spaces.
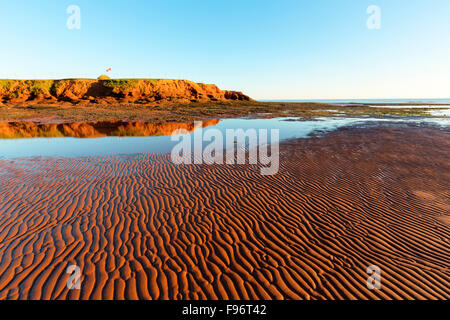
257 98 450 101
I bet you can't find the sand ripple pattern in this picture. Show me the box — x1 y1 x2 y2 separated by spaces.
0 125 449 299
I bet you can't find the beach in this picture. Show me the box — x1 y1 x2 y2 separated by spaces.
0 122 448 300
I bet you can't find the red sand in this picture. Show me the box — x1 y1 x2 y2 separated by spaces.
0 125 448 300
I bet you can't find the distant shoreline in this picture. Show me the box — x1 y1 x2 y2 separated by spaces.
1 80 448 123
259 98 450 105
0 100 448 124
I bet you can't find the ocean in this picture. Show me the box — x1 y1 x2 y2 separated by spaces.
260 98 450 104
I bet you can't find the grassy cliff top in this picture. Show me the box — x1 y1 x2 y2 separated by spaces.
0 78 163 89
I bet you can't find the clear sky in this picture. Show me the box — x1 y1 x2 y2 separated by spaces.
0 0 449 100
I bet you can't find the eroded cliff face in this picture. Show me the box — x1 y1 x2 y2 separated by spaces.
0 79 251 105
0 119 221 138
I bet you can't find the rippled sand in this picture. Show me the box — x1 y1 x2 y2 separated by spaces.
0 124 448 300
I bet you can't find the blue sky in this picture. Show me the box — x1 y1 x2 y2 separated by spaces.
0 0 449 99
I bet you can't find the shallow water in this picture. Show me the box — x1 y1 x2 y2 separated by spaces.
424 109 450 116
0 117 448 159
365 105 450 109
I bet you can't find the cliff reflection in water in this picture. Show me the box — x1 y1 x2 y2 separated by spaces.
0 119 220 139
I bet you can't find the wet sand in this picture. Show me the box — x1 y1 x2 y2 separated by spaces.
0 124 448 300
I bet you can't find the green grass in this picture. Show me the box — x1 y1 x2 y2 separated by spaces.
102 79 140 90
0 78 163 93
102 79 161 90
0 80 55 96
0 80 18 91
27 80 54 96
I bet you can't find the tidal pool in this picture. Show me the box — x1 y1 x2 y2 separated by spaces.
0 116 448 159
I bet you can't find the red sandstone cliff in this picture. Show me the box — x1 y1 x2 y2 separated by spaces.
0 79 252 105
